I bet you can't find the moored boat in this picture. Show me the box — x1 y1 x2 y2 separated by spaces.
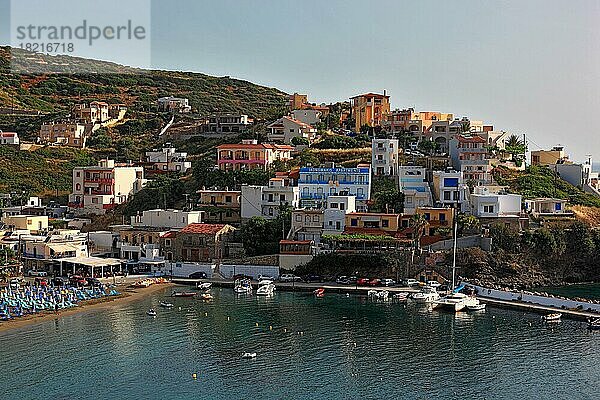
171 291 196 297
313 288 325 297
542 313 562 322
587 317 600 330
159 301 174 308
197 282 212 291
200 293 213 301
241 352 257 359
234 278 252 294
147 309 157 317
411 286 440 304
256 282 275 296
467 303 486 311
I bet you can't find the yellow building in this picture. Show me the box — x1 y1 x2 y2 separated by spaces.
1 215 49 233
416 207 454 237
197 189 241 224
531 147 570 166
289 93 308 110
350 92 391 132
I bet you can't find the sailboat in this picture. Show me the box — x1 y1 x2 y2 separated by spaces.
431 208 480 312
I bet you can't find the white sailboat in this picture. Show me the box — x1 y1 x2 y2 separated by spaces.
431 208 480 312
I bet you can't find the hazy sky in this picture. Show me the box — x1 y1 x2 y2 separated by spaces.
2 0 599 162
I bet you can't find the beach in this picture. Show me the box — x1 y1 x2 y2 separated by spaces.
0 282 174 333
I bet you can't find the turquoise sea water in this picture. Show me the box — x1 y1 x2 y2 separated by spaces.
0 288 599 400
537 283 600 301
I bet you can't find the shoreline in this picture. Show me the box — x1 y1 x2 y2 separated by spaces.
0 282 174 334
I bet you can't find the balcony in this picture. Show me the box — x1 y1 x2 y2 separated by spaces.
84 177 114 184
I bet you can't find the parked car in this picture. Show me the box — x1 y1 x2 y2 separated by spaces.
346 276 358 284
279 274 301 282
367 278 381 286
28 270 47 277
53 277 69 287
189 271 208 279
356 278 370 286
380 278 396 287
304 274 324 283
427 280 442 288
403 279 419 287
336 276 349 284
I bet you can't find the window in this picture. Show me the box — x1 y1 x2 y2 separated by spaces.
424 213 430 220
328 220 333 226
76 171 80 177
443 191 451 200
439 213 446 221
280 194 285 201
336 221 341 230
295 214 302 222
340 203 345 211
382 219 389 228
92 198 98 204
225 196 232 203
330 202 338 209
350 218 358 227
312 215 319 222
483 205 494 213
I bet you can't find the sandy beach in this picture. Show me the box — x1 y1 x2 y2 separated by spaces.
0 282 174 334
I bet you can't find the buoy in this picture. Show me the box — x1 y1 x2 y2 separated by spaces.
227 316 230 321
255 322 259 327
192 373 197 380
204 312 208 317
283 328 287 333
269 325 273 330
178 307 181 311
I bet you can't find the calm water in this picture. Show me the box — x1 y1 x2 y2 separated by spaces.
538 283 600 301
1 288 599 400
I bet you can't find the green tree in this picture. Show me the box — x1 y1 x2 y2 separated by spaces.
291 136 310 146
410 213 428 253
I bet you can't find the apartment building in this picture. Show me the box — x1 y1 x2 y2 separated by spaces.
131 209 203 229
197 188 241 224
216 140 293 171
71 102 127 124
199 114 252 134
323 195 357 235
68 159 147 215
298 164 371 209
39 122 90 148
291 109 322 126
289 93 308 110
398 166 433 215
144 147 192 174
384 109 454 136
432 170 468 207
449 135 494 186
241 177 299 220
21 229 88 271
372 138 399 176
467 187 523 229
350 92 391 133
160 223 236 262
1 215 48 233
531 147 570 166
267 116 317 144
289 209 325 243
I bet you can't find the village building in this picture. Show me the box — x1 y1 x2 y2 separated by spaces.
216 140 293 171
267 116 317 144
143 146 192 174
199 114 252 134
197 188 242 224
160 223 236 262
449 135 494 186
350 92 391 133
241 177 299 221
398 166 433 215
39 122 91 148
0 131 19 145
372 138 399 176
157 96 191 113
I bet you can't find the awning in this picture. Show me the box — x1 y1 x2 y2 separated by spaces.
54 256 122 268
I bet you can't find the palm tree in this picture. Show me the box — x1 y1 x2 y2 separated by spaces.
410 213 428 254
505 134 527 163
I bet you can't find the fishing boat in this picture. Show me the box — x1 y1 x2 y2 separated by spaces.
467 303 486 311
234 278 253 294
146 309 157 317
171 291 196 298
542 313 562 322
256 281 275 296
159 301 173 308
393 292 409 302
313 288 325 298
197 282 212 291
241 352 257 359
411 286 440 304
367 290 378 298
587 318 600 331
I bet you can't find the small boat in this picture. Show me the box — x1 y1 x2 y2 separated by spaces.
467 303 486 311
313 288 325 298
171 291 196 297
197 282 212 291
256 282 275 296
367 290 378 298
587 318 600 331
159 301 174 308
393 292 409 302
234 279 252 294
200 293 213 301
146 309 157 317
241 352 257 359
411 286 440 304
542 313 562 322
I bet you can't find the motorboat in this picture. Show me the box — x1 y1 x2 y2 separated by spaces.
587 318 600 331
313 288 325 298
241 352 257 359
256 282 275 296
200 293 213 301
146 309 157 317
171 291 196 297
411 286 440 304
393 292 409 302
367 290 378 298
234 279 252 294
466 303 486 311
159 301 174 308
257 279 274 286
432 284 479 312
542 313 562 322
197 282 212 291
376 290 389 301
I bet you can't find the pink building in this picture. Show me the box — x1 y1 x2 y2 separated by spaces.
216 140 293 171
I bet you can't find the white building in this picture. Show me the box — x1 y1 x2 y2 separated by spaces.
291 109 322 126
372 138 399 176
131 209 203 229
432 170 468 207
157 96 191 113
524 198 572 218
553 158 599 195
145 147 192 173
467 187 522 219
398 166 433 215
0 131 19 145
298 164 371 209
267 116 317 144
323 195 356 235
241 177 299 220
68 159 147 215
449 135 494 186
200 114 252 134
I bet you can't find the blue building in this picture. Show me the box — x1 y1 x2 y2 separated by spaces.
298 164 371 209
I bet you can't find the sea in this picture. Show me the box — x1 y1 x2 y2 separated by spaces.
0 287 599 400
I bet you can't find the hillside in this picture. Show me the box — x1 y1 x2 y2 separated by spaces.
0 47 287 121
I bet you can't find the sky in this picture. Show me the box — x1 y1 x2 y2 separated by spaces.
1 0 599 162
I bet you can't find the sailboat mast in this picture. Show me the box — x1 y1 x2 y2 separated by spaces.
452 206 458 289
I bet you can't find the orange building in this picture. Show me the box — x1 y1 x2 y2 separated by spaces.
350 92 391 132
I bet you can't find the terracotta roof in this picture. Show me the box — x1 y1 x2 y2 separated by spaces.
161 231 177 238
217 143 293 151
455 135 486 143
180 223 228 235
350 92 390 99
280 240 312 245
0 132 16 137
282 116 314 130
